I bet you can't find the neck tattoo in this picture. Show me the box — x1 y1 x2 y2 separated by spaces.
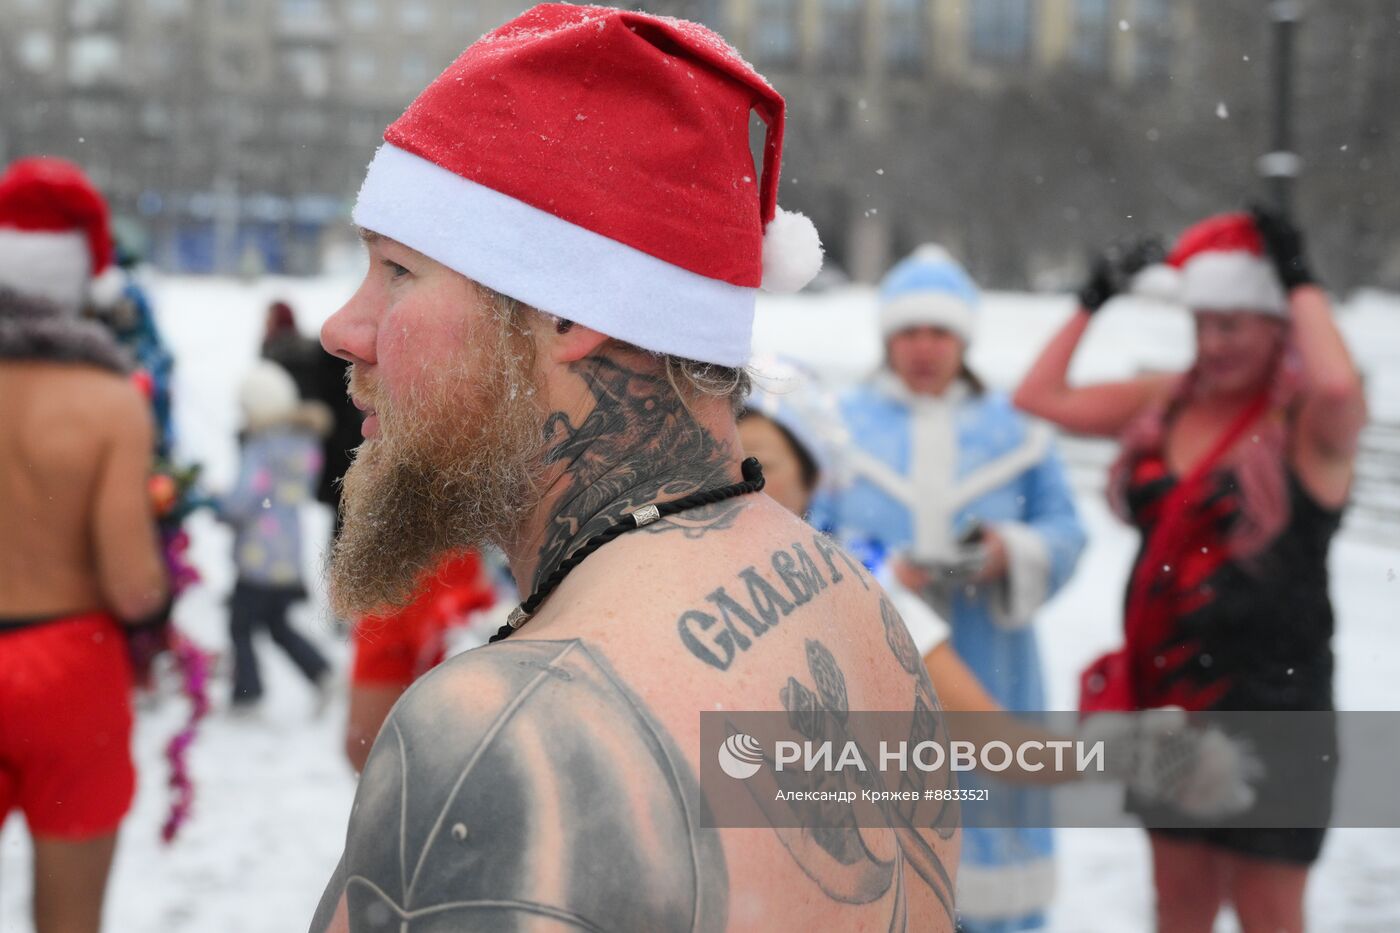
490 457 765 642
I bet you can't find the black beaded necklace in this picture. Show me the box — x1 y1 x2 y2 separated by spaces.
489 457 766 643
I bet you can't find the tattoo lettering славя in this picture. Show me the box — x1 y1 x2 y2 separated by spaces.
678 533 870 670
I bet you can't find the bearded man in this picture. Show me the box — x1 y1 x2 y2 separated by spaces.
311 6 958 931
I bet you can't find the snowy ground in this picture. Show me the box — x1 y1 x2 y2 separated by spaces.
2 275 1397 931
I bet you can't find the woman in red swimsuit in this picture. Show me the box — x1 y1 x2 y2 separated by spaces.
1015 207 1366 933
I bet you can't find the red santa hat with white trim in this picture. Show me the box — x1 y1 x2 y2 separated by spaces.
352 3 823 368
0 156 118 312
1135 212 1287 315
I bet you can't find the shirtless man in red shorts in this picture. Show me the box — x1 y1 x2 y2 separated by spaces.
0 157 169 933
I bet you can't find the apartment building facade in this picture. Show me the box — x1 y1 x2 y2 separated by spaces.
716 0 1183 281
1 0 525 273
0 1 1204 279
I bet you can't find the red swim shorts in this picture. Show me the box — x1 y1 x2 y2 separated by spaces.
351 551 495 687
0 613 136 839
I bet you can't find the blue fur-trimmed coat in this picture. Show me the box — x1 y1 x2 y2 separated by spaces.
815 372 1086 929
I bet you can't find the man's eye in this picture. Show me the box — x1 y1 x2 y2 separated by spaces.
382 259 410 279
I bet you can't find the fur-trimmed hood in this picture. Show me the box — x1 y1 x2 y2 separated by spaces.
0 286 131 374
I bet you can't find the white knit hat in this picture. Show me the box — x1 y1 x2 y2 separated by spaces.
239 361 299 426
877 244 980 342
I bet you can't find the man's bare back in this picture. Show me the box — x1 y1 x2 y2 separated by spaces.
310 341 958 931
312 505 957 931
0 360 166 622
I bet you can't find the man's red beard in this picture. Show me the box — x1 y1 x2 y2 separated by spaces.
327 338 545 619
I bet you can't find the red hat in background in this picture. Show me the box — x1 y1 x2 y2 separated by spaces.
265 300 298 339
1164 212 1287 315
352 3 822 367
0 157 114 310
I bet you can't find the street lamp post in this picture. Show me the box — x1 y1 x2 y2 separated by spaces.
1257 0 1304 216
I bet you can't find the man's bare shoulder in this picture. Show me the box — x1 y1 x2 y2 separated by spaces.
311 637 729 932
88 371 155 450
74 364 145 409
2 365 150 472
23 362 148 428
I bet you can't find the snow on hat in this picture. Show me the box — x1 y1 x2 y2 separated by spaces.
352 3 822 368
1152 212 1286 315
239 360 300 426
877 244 979 343
0 157 115 312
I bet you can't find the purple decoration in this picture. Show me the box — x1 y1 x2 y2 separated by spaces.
160 631 214 844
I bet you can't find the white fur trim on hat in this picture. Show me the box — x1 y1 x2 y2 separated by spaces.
761 207 823 293
1180 252 1286 315
240 360 299 426
0 228 91 311
878 292 975 343
353 144 757 367
1129 263 1183 304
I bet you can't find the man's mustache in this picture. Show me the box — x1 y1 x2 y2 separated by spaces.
347 366 381 411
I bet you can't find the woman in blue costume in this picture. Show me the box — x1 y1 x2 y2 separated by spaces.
816 246 1086 932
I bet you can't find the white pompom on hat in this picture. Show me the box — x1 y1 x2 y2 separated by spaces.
761 208 824 293
352 4 822 368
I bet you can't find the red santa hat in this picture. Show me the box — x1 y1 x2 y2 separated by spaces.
0 157 116 312
352 3 823 368
1137 212 1287 316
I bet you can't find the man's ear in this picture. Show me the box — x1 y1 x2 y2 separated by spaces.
546 319 610 364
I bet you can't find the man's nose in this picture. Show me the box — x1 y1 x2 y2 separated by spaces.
322 288 376 366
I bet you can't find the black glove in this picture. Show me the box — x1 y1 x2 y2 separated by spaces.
1078 237 1167 313
1249 203 1316 290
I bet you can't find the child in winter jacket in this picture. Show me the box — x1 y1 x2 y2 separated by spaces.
216 360 333 709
